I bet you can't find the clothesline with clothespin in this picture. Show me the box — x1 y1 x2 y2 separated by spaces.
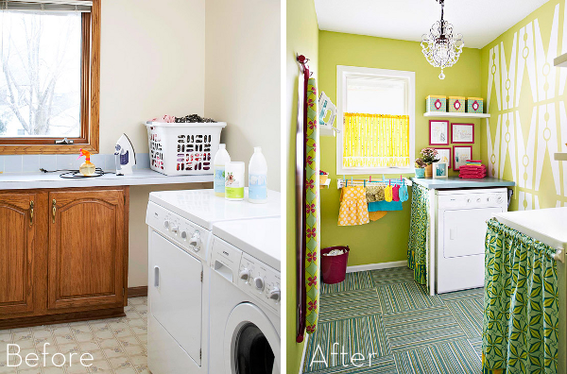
336 175 413 189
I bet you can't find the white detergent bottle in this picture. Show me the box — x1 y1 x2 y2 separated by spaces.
213 144 231 197
248 146 268 203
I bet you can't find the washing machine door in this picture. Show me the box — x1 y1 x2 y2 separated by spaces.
224 302 280 374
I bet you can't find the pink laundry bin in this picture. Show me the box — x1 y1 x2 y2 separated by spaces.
321 246 350 284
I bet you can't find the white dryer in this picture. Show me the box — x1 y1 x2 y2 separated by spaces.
209 217 281 374
145 189 280 374
436 188 508 293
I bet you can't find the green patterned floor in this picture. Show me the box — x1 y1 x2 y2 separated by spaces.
302 267 484 374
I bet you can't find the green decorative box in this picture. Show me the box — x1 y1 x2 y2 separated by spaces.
426 95 447 112
448 96 466 113
466 97 484 114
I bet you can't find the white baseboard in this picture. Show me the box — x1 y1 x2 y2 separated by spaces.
346 260 407 273
299 334 309 374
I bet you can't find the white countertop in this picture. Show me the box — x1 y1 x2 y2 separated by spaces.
0 169 213 190
149 189 281 230
494 207 567 249
212 217 281 271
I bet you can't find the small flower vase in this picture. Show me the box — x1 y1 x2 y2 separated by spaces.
424 164 433 178
415 168 425 178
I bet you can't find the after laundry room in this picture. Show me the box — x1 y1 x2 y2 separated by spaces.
287 0 567 373
0 0 282 373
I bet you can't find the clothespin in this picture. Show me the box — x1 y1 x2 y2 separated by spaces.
369 175 372 182
364 179 366 187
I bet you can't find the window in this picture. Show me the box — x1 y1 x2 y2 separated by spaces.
336 66 415 175
0 0 100 154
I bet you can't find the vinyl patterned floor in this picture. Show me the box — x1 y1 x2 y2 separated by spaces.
302 268 484 374
0 297 148 374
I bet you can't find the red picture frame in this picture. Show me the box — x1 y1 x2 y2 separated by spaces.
451 123 475 144
453 146 473 170
429 120 450 145
434 147 451 168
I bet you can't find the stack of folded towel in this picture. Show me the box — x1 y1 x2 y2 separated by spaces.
459 160 487 179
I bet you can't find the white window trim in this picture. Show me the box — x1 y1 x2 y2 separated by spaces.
336 65 415 175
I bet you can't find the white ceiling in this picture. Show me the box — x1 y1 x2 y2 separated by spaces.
314 0 549 49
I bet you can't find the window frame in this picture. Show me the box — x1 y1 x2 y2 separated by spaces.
336 65 415 175
0 0 100 154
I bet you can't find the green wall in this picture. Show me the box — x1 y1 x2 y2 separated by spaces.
480 0 567 210
286 0 318 372
318 31 482 267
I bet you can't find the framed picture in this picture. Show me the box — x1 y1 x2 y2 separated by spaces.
429 120 449 145
434 147 451 168
453 146 473 170
433 162 448 179
451 123 474 143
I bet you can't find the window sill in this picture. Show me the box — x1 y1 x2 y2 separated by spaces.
337 166 416 176
0 144 99 155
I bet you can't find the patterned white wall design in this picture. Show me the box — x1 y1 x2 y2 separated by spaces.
486 3 567 210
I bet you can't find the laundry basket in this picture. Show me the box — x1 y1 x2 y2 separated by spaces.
321 246 350 284
145 122 227 176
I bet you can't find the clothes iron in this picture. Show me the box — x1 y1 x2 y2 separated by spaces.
318 91 338 132
114 133 136 176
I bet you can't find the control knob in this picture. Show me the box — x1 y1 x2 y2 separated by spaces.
268 287 280 302
189 231 201 252
254 277 265 291
239 269 250 281
170 225 179 235
163 220 170 230
181 231 187 240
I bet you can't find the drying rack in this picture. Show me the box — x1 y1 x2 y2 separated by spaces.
337 175 413 189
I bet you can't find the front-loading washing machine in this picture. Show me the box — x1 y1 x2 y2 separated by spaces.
145 189 280 374
208 217 281 374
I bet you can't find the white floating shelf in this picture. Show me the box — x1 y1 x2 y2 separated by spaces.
555 153 567 161
424 111 491 119
554 53 567 67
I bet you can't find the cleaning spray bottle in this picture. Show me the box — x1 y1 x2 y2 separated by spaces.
248 146 268 203
213 144 231 197
78 149 96 176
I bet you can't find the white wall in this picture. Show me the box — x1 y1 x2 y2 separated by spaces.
204 0 282 191
100 0 207 287
99 0 205 155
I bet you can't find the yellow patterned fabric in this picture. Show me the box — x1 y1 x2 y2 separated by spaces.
343 113 410 168
338 186 369 226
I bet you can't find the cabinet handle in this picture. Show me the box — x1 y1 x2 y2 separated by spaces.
29 201 34 226
154 266 160 287
52 199 56 224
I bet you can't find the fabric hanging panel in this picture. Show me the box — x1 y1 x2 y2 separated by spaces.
343 113 410 169
482 218 559 374
304 77 320 335
0 0 92 12
407 183 429 286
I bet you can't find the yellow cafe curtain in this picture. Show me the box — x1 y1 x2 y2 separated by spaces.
343 113 410 168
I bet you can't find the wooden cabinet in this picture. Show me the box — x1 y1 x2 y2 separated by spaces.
0 187 128 328
0 192 39 316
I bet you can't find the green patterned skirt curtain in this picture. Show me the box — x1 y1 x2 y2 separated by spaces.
483 218 559 374
407 183 429 285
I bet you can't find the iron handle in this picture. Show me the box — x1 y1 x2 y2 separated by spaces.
52 199 56 224
29 201 34 226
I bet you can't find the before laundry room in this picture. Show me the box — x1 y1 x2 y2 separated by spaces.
0 0 282 373
287 0 567 373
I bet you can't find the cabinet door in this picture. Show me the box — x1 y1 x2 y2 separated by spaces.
48 189 126 311
0 193 36 315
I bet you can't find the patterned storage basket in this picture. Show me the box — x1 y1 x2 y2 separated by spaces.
145 122 227 176
466 97 484 113
448 96 466 112
426 95 447 112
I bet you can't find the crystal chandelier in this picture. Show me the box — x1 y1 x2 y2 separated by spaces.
421 0 464 80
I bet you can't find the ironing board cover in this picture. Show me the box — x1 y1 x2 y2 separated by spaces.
305 77 320 334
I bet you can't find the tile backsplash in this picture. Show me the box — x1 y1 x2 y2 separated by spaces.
0 153 150 173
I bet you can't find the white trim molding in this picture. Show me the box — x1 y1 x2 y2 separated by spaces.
336 65 416 176
346 260 407 273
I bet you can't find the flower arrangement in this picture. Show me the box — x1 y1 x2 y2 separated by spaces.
420 147 440 165
415 158 427 169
